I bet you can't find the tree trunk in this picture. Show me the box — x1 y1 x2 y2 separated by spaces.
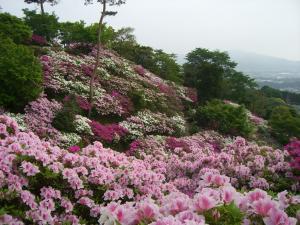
88 0 107 117
40 0 45 15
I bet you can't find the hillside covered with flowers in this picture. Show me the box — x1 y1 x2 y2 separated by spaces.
0 44 299 224
0 4 300 224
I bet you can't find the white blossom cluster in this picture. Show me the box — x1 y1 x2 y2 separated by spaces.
60 132 82 148
5 112 27 131
74 115 93 135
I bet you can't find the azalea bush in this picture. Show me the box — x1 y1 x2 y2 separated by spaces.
128 133 299 193
0 115 299 225
285 140 300 180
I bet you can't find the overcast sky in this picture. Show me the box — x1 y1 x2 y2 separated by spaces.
1 0 300 61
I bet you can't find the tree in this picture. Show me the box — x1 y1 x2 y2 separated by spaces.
84 0 126 117
0 13 32 44
269 106 300 144
152 50 182 84
0 36 42 111
223 70 257 104
59 21 89 45
113 27 136 43
85 23 116 46
24 0 58 15
112 40 183 83
59 21 116 46
183 48 237 102
23 9 59 41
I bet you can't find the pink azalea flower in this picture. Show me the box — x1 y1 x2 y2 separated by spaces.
252 198 277 217
222 186 236 204
263 208 297 225
194 193 218 212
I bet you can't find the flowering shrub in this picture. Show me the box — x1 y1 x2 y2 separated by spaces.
128 133 299 193
40 49 190 118
65 42 94 55
31 34 47 46
120 110 186 139
90 120 128 143
134 65 146 76
186 87 198 103
111 91 134 115
2 112 27 131
0 115 299 224
69 145 81 153
2 42 299 224
0 115 173 223
24 96 62 144
285 140 300 180
99 173 299 225
74 115 93 135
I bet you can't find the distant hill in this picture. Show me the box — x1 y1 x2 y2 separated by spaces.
177 50 300 93
229 50 300 77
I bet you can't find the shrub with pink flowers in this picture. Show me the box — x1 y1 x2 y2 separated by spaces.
90 120 128 143
31 34 47 46
285 139 300 180
128 133 299 193
0 115 174 224
24 95 62 144
134 65 146 76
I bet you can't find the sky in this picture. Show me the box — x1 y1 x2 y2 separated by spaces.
1 0 300 61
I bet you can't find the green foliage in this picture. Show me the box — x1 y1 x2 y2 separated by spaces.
59 21 116 45
183 48 256 103
204 203 244 225
223 71 257 104
129 89 147 112
52 96 83 132
263 170 296 192
196 100 254 137
112 35 182 84
261 86 282 98
269 106 300 144
0 13 32 44
184 48 236 102
59 21 89 45
286 204 300 218
113 27 136 43
151 50 183 84
85 23 116 46
0 37 42 111
23 9 59 41
245 89 288 119
262 85 300 106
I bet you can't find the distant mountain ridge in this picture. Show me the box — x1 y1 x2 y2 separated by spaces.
176 50 300 77
229 50 300 76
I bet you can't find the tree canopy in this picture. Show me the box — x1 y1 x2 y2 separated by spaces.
183 48 256 102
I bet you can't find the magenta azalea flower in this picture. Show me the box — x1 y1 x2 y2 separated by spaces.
68 145 81 153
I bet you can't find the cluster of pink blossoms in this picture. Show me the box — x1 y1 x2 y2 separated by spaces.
128 132 299 193
90 120 128 143
285 139 300 180
24 95 62 145
0 115 175 223
99 172 299 225
0 115 299 224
